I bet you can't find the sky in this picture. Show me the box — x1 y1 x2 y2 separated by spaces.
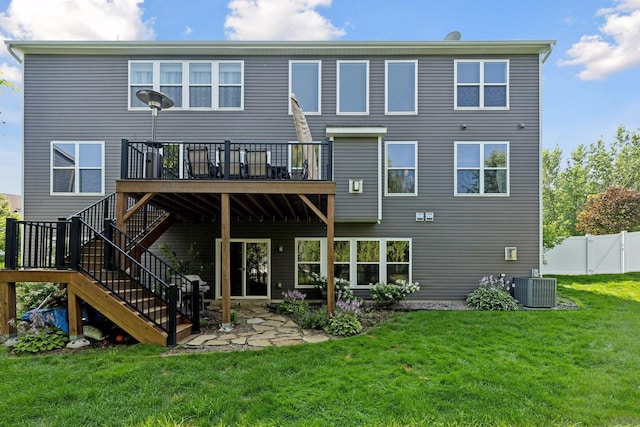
0 0 639 195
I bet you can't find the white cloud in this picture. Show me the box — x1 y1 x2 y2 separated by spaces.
183 25 193 36
0 63 21 84
561 0 640 80
224 0 345 41
0 0 155 41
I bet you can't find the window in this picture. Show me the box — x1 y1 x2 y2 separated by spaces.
386 60 417 114
386 142 417 195
296 239 322 287
129 61 244 110
455 60 508 109
51 141 104 195
455 142 509 195
337 61 368 114
295 238 411 288
289 60 321 114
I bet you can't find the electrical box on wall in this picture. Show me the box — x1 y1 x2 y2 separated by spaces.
425 212 434 221
349 179 363 193
505 246 517 261
415 212 425 221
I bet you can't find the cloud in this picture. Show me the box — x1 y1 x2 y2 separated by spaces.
183 26 193 36
0 0 155 41
225 0 345 41
561 0 640 80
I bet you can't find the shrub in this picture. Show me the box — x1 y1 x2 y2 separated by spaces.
466 275 519 311
309 272 355 301
370 279 420 305
11 311 69 355
276 290 309 318
16 282 59 315
297 306 330 330
324 312 362 337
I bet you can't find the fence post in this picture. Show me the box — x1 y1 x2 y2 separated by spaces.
586 234 594 275
4 218 18 269
55 218 68 269
69 216 82 271
621 231 626 273
191 280 201 334
167 283 177 347
224 139 230 179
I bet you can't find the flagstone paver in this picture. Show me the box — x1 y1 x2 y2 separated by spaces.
183 304 331 351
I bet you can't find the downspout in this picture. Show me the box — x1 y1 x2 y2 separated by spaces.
5 42 23 64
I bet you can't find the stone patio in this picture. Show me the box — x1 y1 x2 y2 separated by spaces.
181 304 330 350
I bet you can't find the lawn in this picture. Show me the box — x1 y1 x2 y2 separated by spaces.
1 274 639 426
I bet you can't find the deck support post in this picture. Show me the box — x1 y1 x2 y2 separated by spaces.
326 194 335 315
0 281 17 339
67 287 84 341
221 193 231 326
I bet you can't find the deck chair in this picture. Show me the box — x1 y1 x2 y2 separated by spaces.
186 146 216 179
218 147 245 178
245 149 270 179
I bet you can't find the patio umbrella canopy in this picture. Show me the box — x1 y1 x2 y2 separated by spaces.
290 95 319 180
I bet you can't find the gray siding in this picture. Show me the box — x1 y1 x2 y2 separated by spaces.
22 52 542 299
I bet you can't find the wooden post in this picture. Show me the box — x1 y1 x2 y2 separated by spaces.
326 194 335 315
0 281 17 339
221 193 231 324
67 287 84 341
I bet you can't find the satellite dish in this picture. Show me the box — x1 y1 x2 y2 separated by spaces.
444 31 461 41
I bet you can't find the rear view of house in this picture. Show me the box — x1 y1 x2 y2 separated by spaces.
1 39 554 345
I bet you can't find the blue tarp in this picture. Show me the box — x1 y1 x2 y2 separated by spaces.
21 306 88 333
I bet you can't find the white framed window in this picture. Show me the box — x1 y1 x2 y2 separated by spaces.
51 141 104 195
337 60 368 114
385 60 417 114
295 238 412 289
454 60 509 109
289 60 321 114
128 60 244 110
385 141 417 196
455 142 509 196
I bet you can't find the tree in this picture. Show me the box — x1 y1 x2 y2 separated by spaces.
576 186 640 235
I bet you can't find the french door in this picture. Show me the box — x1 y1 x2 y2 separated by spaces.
215 239 270 298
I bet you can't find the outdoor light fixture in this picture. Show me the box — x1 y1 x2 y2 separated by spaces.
460 124 467 130
518 123 525 129
136 89 174 141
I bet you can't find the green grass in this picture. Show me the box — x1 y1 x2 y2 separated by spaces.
1 274 640 426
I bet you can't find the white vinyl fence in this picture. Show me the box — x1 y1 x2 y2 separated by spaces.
542 231 640 275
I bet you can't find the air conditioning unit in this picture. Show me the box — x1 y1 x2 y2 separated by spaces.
513 277 556 308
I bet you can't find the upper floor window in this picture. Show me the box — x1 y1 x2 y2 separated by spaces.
129 61 244 110
51 141 104 195
386 141 417 196
337 60 368 114
289 60 321 114
455 142 509 195
455 60 509 109
386 60 417 114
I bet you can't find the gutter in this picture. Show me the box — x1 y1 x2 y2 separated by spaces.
5 42 23 64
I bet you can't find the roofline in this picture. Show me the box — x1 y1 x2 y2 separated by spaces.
5 40 556 61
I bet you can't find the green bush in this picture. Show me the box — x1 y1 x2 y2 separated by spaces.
11 311 69 355
16 282 60 315
370 279 420 305
276 290 309 318
309 272 355 301
466 287 520 311
297 306 330 330
324 312 362 337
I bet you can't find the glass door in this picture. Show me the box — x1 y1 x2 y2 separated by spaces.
216 239 270 298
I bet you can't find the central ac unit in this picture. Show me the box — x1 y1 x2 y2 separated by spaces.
513 277 556 308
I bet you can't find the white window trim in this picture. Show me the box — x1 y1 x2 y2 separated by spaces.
294 237 412 289
128 60 244 111
288 60 322 115
454 141 510 196
336 60 369 115
385 141 418 196
385 59 418 115
454 59 509 110
214 238 271 299
50 141 105 196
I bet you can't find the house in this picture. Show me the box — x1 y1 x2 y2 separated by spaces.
0 39 555 346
